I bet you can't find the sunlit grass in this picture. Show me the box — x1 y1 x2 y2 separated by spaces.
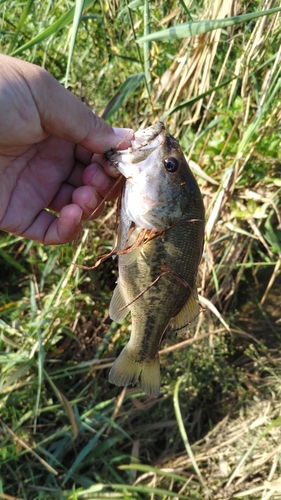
0 0 281 499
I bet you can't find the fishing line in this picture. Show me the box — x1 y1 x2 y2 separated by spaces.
73 175 124 249
116 262 196 313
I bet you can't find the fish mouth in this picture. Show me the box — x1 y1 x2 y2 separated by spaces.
130 121 165 151
107 122 166 176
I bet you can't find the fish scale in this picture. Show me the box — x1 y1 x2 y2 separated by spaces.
106 122 205 396
120 221 204 358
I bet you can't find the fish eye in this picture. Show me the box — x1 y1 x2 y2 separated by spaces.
164 157 179 173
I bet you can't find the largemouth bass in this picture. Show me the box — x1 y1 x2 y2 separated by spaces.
106 122 205 397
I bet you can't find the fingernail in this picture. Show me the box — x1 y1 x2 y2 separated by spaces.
89 164 110 190
85 192 99 209
75 211 82 226
113 127 134 141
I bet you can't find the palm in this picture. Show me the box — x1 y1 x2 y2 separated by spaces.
0 135 98 242
4 137 71 213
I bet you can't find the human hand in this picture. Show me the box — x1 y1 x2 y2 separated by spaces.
0 54 133 244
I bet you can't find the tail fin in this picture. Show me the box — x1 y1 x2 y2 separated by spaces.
109 346 142 388
140 355 161 397
109 346 161 397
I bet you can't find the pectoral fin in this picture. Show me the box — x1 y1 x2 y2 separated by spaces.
119 245 142 267
109 282 130 322
172 288 201 334
118 226 144 267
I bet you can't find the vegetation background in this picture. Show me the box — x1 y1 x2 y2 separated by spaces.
0 0 281 498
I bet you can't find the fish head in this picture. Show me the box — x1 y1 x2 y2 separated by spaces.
107 122 204 230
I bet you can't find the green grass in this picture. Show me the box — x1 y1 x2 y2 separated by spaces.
1 0 281 499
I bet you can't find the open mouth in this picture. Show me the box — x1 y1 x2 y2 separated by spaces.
106 122 166 177
130 121 165 150
119 122 165 165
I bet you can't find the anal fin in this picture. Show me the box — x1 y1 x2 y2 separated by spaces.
172 287 201 335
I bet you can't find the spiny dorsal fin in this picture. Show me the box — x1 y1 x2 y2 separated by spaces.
109 281 130 323
172 287 201 335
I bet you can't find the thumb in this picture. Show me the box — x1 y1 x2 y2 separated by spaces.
32 65 133 153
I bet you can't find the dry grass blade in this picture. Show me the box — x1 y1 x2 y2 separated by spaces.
0 420 58 475
261 257 281 305
44 370 79 439
205 168 234 238
226 416 281 487
188 159 219 185
152 0 240 128
160 329 225 355
0 493 23 500
198 295 231 331
105 387 127 436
